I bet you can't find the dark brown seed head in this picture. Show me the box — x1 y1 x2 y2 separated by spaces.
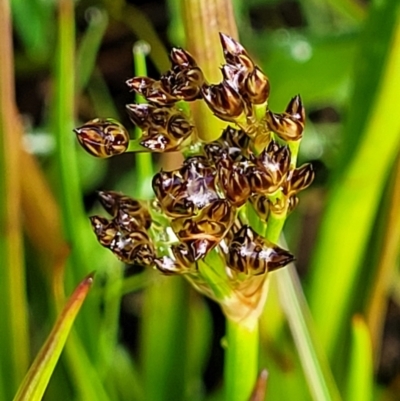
266 95 306 142
74 118 129 158
125 103 155 128
90 215 118 247
126 77 176 105
202 82 245 121
227 225 294 275
244 67 270 105
219 33 255 72
217 155 251 207
109 230 155 265
285 163 314 196
170 48 198 69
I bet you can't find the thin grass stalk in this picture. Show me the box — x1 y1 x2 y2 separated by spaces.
52 2 112 399
224 319 259 401
182 0 238 142
0 0 29 397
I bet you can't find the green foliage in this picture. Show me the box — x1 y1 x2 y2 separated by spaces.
1 0 400 400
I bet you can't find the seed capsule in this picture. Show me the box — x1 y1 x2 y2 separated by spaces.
285 163 315 197
249 141 291 195
90 216 118 247
74 118 129 158
227 225 294 275
216 154 251 207
244 67 270 105
126 77 176 105
219 33 254 72
266 95 305 141
97 191 152 230
202 82 245 121
171 200 235 259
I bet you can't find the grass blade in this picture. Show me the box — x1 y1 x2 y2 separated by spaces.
307 1 400 358
345 315 373 401
13 273 94 401
0 0 29 397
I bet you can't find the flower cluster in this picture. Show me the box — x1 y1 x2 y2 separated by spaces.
74 33 314 320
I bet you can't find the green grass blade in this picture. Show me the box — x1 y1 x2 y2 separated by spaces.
276 263 342 401
13 273 94 401
345 315 373 401
307 1 400 357
141 276 190 401
0 1 29 397
76 8 109 93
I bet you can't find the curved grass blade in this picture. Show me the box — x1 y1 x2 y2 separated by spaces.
13 273 95 401
307 1 400 358
345 315 373 401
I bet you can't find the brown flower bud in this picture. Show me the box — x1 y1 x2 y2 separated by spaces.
110 230 155 266
285 163 314 196
202 82 245 121
90 216 118 247
219 33 254 71
170 48 197 69
244 67 270 105
97 191 152 230
249 195 270 221
249 141 291 195
126 105 194 152
266 95 305 141
227 225 294 275
125 103 154 128
221 126 250 154
74 118 129 158
126 77 176 105
152 170 194 218
171 200 235 259
217 154 251 207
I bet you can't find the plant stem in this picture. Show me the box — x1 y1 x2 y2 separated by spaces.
224 318 259 401
0 0 29 397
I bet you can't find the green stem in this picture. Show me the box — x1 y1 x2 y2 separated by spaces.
0 1 29 396
224 318 259 401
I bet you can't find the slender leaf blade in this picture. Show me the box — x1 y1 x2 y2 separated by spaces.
13 273 94 401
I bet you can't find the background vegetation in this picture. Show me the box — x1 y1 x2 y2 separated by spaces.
1 0 400 400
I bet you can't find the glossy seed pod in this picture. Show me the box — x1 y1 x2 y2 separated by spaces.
285 163 314 197
74 118 129 158
152 170 194 218
171 199 235 259
126 77 176 105
227 225 294 275
169 47 198 69
249 195 270 221
243 67 270 105
219 33 255 72
202 82 245 121
110 230 155 266
266 95 306 141
161 67 204 101
249 141 291 195
216 154 251 207
97 191 152 230
221 126 250 153
127 105 194 152
90 216 118 247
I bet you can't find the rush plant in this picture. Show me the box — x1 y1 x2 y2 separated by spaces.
74 34 314 401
